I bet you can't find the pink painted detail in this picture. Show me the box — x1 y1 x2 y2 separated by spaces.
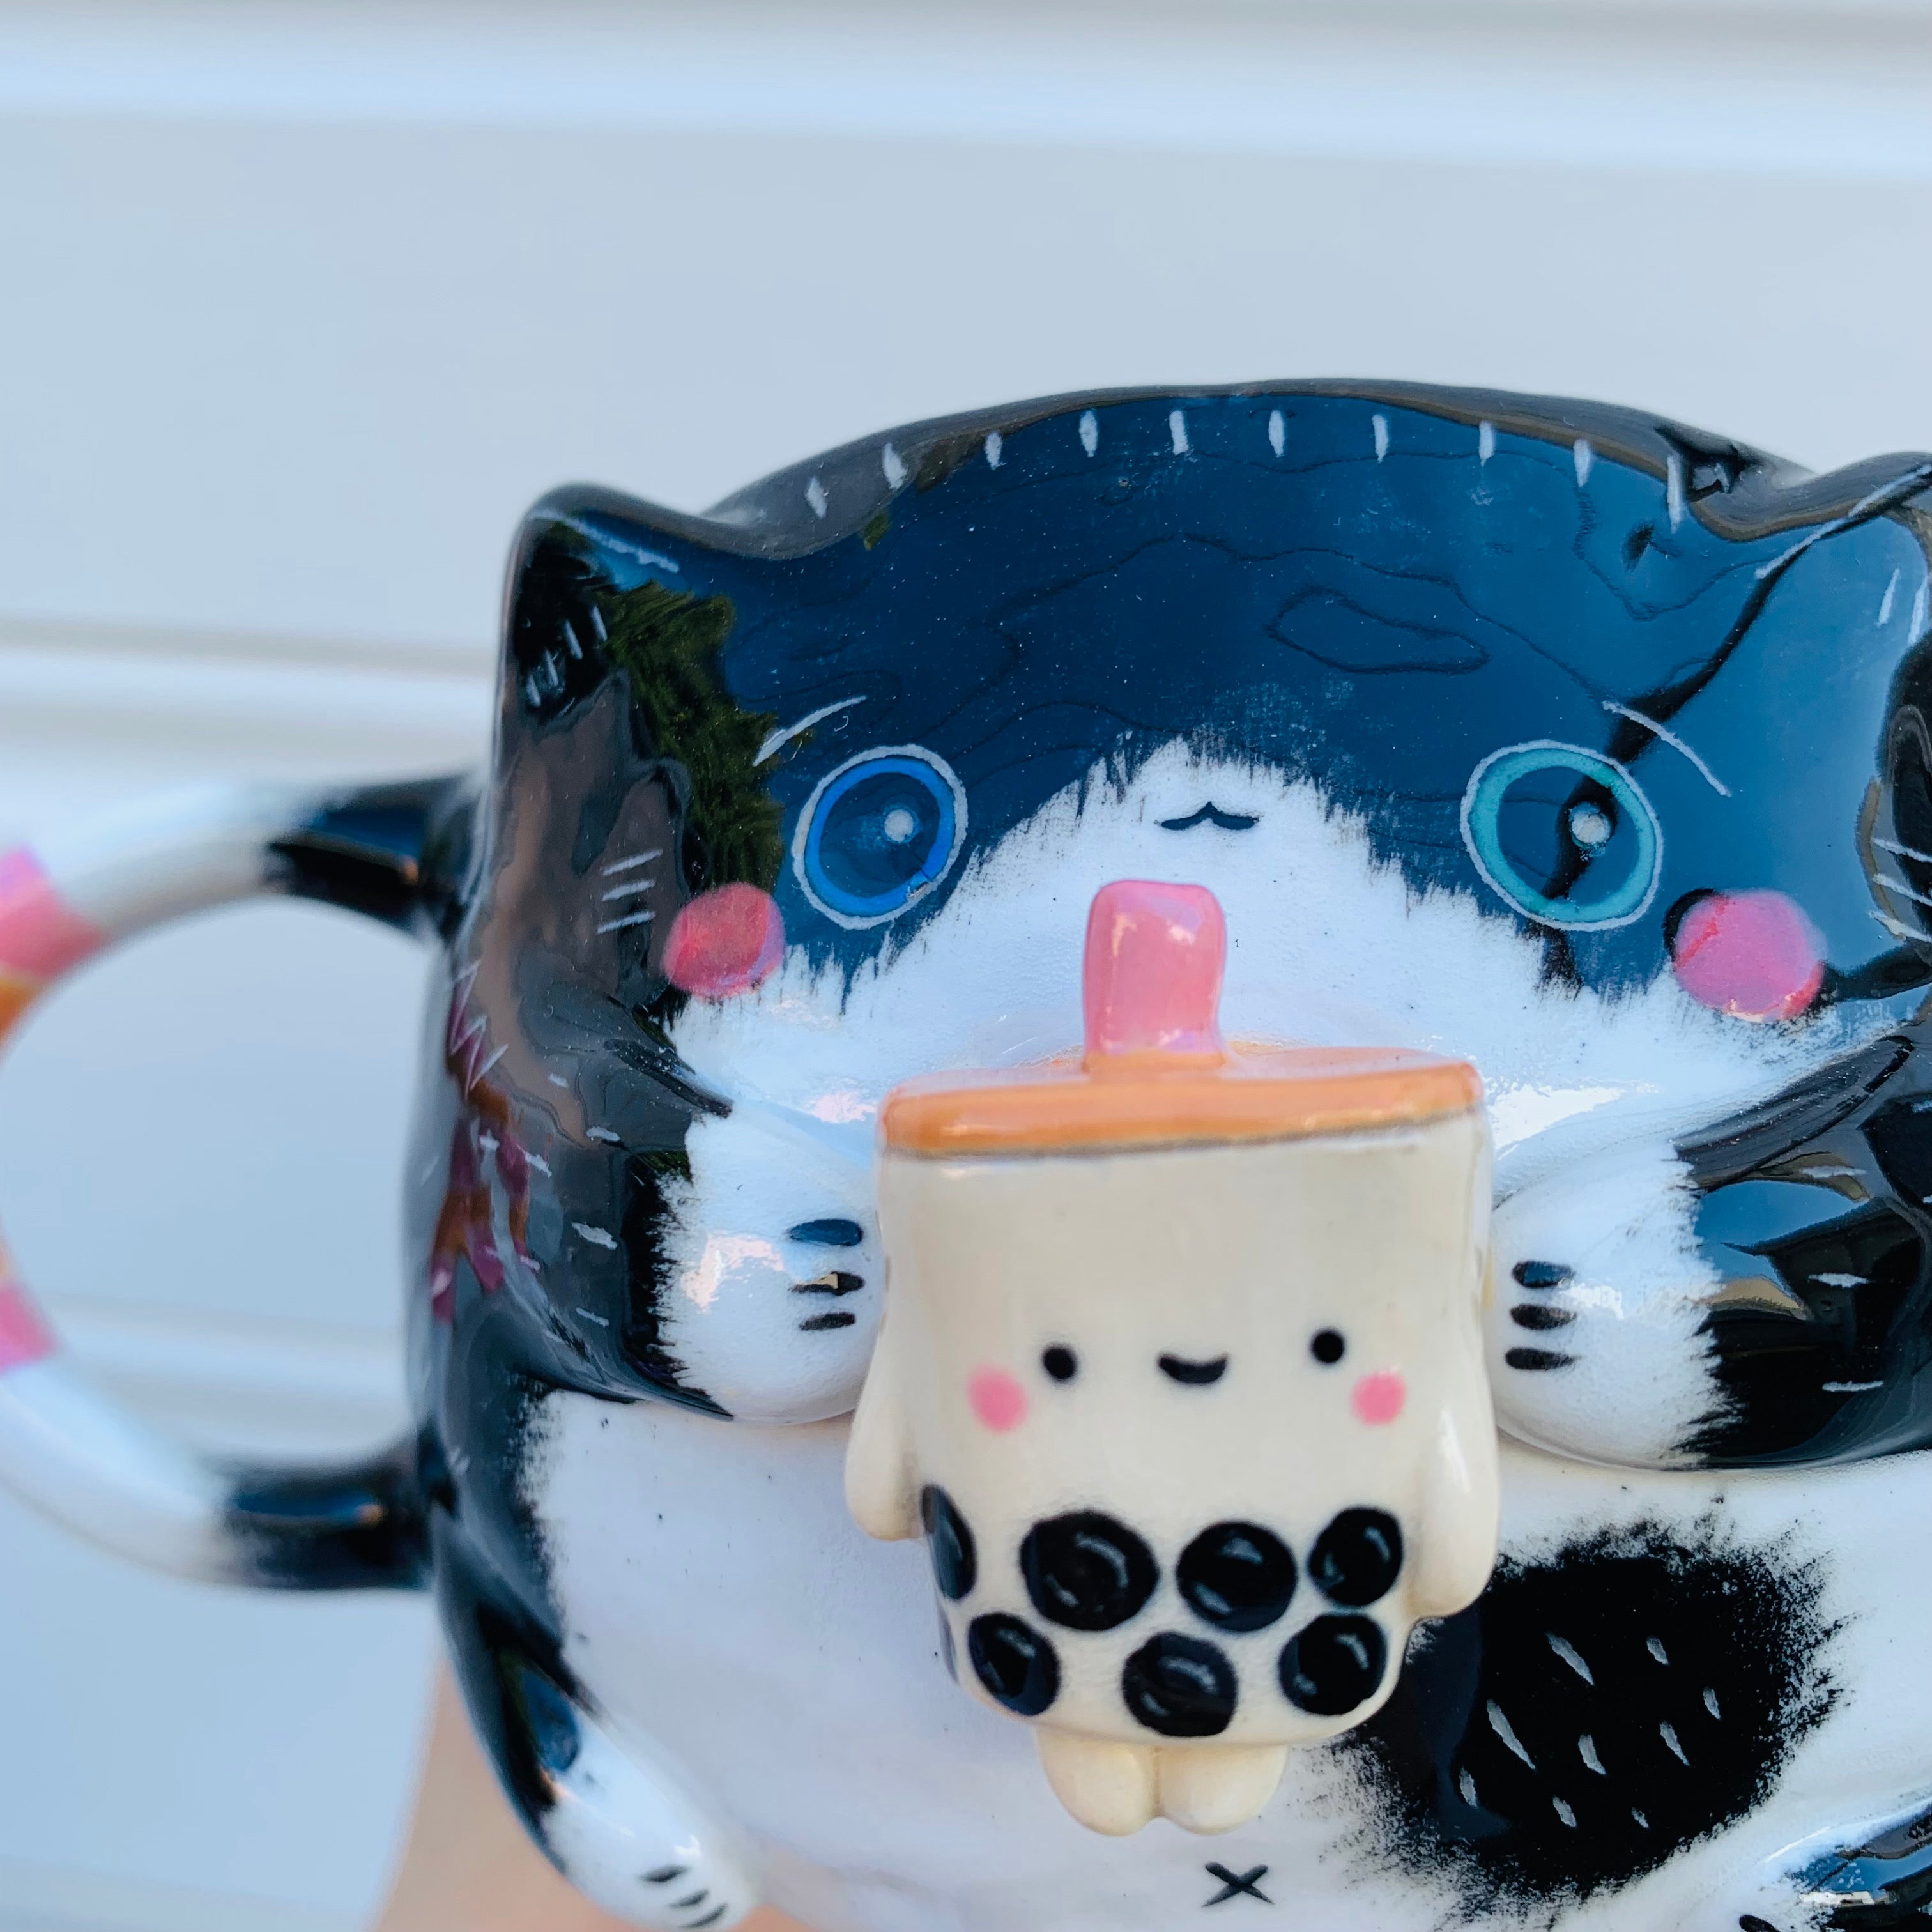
967 1367 1029 1432
1671 889 1826 1022
1351 1371 1407 1426
663 885 786 998
1083 879 1227 1063
0 1280 56 1370
0 848 107 981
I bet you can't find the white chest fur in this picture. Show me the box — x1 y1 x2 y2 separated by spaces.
532 1390 1932 1932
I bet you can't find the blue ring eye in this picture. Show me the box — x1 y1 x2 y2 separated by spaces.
793 745 968 928
1460 740 1662 931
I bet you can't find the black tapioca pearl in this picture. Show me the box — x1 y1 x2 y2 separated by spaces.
1122 1632 1238 1737
1513 1261 1573 1289
1309 1508 1404 1607
1310 1329 1346 1364
1022 1510 1158 1630
1279 1614 1388 1715
1042 1345 1077 1382
1178 1521 1298 1632
967 1613 1059 1715
919 1484 976 1600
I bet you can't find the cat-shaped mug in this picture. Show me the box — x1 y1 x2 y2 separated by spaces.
1 381 1931 1932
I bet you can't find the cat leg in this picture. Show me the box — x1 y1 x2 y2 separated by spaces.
437 1524 761 1930
1156 1744 1289 1834
1035 1729 1160 1835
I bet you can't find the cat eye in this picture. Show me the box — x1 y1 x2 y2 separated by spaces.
1460 740 1662 931
793 745 967 928
1310 1330 1346 1365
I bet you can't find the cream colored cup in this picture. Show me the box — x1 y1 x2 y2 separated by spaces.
846 880 1498 1835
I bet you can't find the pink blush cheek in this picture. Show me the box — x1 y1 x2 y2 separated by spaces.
1352 1371 1407 1426
967 1367 1029 1432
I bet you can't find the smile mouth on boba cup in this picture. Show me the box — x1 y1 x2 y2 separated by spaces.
880 879 1482 1157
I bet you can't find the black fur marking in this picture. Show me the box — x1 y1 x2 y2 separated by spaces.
1308 1509 1404 1609
1123 1632 1238 1737
1341 1521 1837 1920
1506 1347 1577 1372
787 1218 865 1246
798 1311 857 1331
1160 804 1260 832
920 1485 977 1600
1280 1614 1386 1715
222 1434 428 1589
1179 1521 1298 1632
1512 1262 1574 1290
1203 1864 1272 1906
1023 1511 1159 1630
968 1613 1061 1715
1160 1353 1229 1386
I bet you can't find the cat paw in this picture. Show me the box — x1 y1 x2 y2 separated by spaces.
539 1713 762 1929
1487 1143 1724 1468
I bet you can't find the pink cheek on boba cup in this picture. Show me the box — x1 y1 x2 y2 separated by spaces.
1352 1371 1407 1426
967 1367 1029 1432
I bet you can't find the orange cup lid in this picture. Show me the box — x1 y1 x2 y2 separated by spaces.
880 881 1481 1156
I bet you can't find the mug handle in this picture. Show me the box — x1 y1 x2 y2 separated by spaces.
0 774 472 1588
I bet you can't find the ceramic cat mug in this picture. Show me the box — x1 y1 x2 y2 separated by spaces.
1 383 1932 1932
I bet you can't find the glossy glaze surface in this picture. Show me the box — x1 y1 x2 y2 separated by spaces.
1 381 1931 1929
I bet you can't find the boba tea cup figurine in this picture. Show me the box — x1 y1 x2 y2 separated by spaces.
847 878 1498 1835
1 381 1931 1931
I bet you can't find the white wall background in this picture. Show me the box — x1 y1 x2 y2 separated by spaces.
0 1 1924 1925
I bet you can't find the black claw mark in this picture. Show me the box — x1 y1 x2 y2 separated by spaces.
787 1218 864 1246
1512 1261 1574 1289
1160 1354 1229 1385
793 1271 864 1296
673 1892 708 1909
799 1311 857 1331
1162 804 1259 832
689 1908 730 1928
1510 1303 1577 1331
1204 1863 1272 1905
643 1866 687 1884
1505 1346 1577 1371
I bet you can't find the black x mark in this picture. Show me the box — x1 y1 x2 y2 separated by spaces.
1204 1864 1271 1906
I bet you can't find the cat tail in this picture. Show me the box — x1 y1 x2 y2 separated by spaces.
0 772 478 1589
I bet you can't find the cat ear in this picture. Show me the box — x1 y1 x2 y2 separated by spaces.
490 492 788 1009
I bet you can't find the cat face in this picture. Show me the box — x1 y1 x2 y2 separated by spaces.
434 383 1932 1468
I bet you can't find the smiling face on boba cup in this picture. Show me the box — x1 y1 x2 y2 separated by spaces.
845 880 1499 1837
